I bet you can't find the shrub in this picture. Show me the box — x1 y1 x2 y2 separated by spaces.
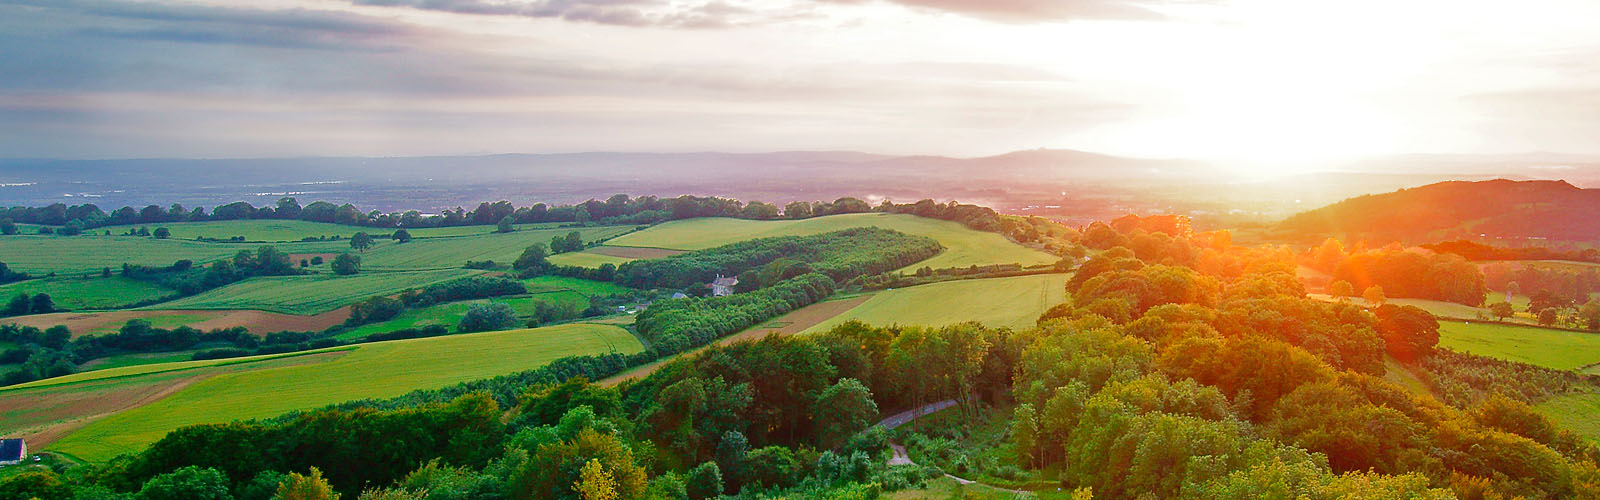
458 303 518 333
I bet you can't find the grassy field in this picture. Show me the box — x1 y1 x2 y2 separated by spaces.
547 251 635 269
401 222 578 238
0 276 175 310
1438 320 1600 371
96 220 371 242
332 291 592 340
1536 392 1600 442
604 214 1058 271
149 269 481 315
0 235 355 275
804 274 1068 333
361 226 632 270
520 275 633 296
34 323 642 461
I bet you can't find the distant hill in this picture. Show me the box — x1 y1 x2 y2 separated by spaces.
1276 179 1600 243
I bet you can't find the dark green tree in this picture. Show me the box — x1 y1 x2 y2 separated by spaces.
392 229 412 243
350 232 374 252
458 302 518 333
331 253 361 276
135 466 234 500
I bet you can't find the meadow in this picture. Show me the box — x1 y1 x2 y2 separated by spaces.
360 225 633 270
0 235 354 275
1437 320 1600 371
149 269 481 315
1536 392 1600 442
332 291 592 340
604 214 1058 271
95 220 370 242
0 276 175 310
32 323 642 461
803 273 1068 333
547 251 635 269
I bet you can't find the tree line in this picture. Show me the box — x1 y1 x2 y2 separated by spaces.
614 228 943 289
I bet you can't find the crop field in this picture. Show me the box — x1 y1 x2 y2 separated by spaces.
360 226 632 270
604 214 1058 271
38 323 641 461
332 291 592 340
803 274 1068 333
1536 392 1600 442
0 276 175 310
95 220 369 242
150 269 481 315
0 235 355 275
547 251 636 269
1438 320 1600 371
401 222 576 238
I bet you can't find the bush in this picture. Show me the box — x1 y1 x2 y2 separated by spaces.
332 253 361 275
686 462 723 500
458 303 518 333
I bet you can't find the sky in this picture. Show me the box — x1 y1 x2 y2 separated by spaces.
3 0 1600 165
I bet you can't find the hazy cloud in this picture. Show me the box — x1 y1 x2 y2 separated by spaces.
819 0 1196 23
350 0 786 28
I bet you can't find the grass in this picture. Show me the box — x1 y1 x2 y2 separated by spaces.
401 222 574 238
605 214 1058 271
331 292 592 340
44 323 642 461
520 275 633 297
1536 392 1600 442
0 235 356 275
547 251 635 269
0 276 175 310
1485 291 1532 309
360 226 633 270
1437 320 1600 371
1385 298 1492 320
96 220 370 242
803 274 1068 333
149 269 482 315
79 351 202 371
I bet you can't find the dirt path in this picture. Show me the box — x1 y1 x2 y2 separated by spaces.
878 399 1028 494
599 295 871 387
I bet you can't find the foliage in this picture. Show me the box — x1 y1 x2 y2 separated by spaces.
457 302 519 333
615 227 941 289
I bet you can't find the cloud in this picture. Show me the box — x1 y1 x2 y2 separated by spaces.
818 0 1191 23
350 0 785 28
0 0 418 50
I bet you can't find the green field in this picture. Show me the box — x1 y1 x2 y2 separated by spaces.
36 323 642 461
547 251 635 269
520 275 633 296
1385 298 1492 320
0 276 175 310
1536 392 1600 442
96 220 372 242
401 222 577 238
1438 320 1600 371
361 226 633 270
803 274 1068 333
0 235 356 275
150 269 482 315
604 214 1057 271
332 291 592 340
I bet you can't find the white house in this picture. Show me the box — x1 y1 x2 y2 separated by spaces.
711 275 739 296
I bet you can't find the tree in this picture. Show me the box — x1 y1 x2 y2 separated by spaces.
1489 301 1516 320
1507 281 1521 300
29 293 53 314
1329 280 1355 298
350 232 374 252
0 218 15 235
392 229 412 244
685 463 722 500
814 378 878 449
1363 285 1386 306
1538 307 1560 326
136 466 234 500
0 469 74 500
331 253 361 275
154 227 172 239
497 216 517 234
514 243 550 271
458 302 518 333
5 293 30 316
273 467 340 500
1581 298 1600 330
574 459 618 500
1374 304 1439 361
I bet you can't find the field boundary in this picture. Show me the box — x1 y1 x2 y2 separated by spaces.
0 346 359 393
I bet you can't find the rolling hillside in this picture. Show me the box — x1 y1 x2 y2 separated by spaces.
1277 179 1600 243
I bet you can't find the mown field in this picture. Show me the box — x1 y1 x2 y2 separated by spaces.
547 251 635 269
149 269 481 315
0 235 355 275
95 220 368 242
332 291 592 340
19 323 642 461
520 275 633 296
803 274 1068 333
360 226 633 270
1438 320 1600 371
0 276 174 310
1536 392 1600 442
604 214 1058 271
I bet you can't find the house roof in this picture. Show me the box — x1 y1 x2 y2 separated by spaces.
0 439 23 461
712 277 738 286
